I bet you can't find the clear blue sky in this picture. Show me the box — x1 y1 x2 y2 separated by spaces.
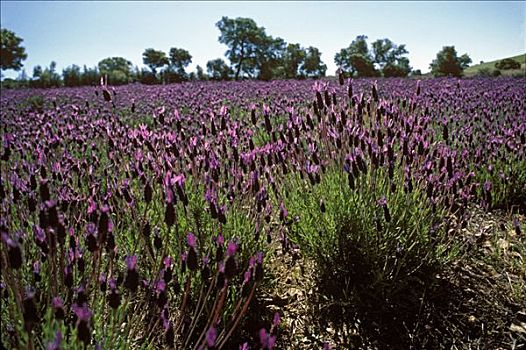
1 1 525 79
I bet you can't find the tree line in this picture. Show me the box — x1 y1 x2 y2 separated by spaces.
1 16 483 88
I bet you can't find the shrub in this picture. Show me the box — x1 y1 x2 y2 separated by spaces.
477 67 493 77
495 58 521 70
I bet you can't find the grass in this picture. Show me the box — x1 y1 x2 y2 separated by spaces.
463 53 526 77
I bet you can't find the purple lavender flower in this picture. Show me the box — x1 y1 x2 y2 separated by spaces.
2 233 23 269
46 330 62 350
124 255 139 292
259 328 276 350
273 312 281 328
52 297 65 320
187 232 199 272
73 303 92 345
206 326 217 348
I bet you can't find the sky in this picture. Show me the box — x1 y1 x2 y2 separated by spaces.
1 1 525 79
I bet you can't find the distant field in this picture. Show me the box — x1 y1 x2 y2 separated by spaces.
464 53 526 77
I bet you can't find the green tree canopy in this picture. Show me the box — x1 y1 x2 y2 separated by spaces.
31 61 61 88
206 58 232 81
169 47 192 69
335 35 378 77
98 57 133 85
0 28 28 72
302 46 327 78
165 47 192 83
371 38 411 77
62 64 82 87
281 43 307 79
195 65 207 81
257 36 286 81
495 58 521 70
216 16 270 80
142 48 169 75
81 65 100 86
216 17 327 81
430 46 472 77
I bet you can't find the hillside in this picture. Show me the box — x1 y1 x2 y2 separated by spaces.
464 53 526 77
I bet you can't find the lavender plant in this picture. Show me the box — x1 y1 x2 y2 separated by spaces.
1 76 525 348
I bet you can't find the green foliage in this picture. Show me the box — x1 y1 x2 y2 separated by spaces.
0 70 29 88
477 67 493 77
495 58 521 70
336 36 411 78
207 58 232 81
195 65 207 81
169 47 192 68
22 94 46 112
62 64 82 87
164 47 192 83
30 61 62 88
0 28 28 71
137 68 157 85
476 67 502 77
383 57 411 77
142 48 169 76
257 36 286 81
281 43 306 79
284 166 453 308
371 38 411 77
81 65 100 86
215 17 288 81
302 46 327 78
274 44 327 79
98 57 133 85
216 17 327 81
430 46 472 77
334 35 379 77
463 54 525 77
0 77 19 89
216 16 267 80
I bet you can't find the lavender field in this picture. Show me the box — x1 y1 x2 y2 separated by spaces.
1 77 525 349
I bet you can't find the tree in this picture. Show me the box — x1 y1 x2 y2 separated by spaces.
138 67 157 85
63 64 82 87
429 46 472 77
207 58 232 80
216 16 269 80
383 57 411 77
281 43 306 79
302 46 327 78
495 58 521 70
371 38 411 77
458 54 472 70
334 35 378 77
0 28 28 72
81 65 100 86
169 48 192 70
257 36 286 81
31 61 61 88
98 57 132 85
142 48 168 75
165 47 192 83
195 65 207 81
33 65 42 79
